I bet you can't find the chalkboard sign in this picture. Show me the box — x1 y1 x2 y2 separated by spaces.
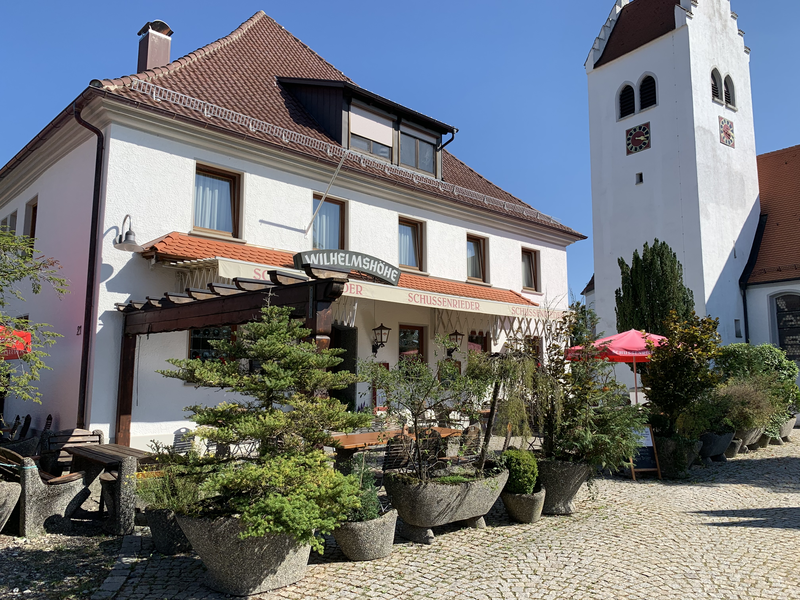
630 424 661 480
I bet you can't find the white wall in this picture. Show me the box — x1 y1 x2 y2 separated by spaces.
587 0 759 345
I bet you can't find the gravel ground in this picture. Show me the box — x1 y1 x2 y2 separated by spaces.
0 501 122 600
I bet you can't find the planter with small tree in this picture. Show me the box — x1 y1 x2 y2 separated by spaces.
157 304 371 595
499 449 545 524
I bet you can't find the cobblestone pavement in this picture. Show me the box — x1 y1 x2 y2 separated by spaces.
98 442 800 600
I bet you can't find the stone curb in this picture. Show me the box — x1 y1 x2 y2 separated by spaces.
91 533 141 600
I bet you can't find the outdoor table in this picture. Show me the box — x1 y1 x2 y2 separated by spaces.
64 444 155 536
331 427 462 466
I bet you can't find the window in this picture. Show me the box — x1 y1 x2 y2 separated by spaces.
521 249 539 291
400 132 435 174
1 211 17 235
194 167 239 236
189 326 233 360
775 294 800 361
398 219 422 269
24 198 37 240
639 76 657 109
312 196 344 250
711 69 723 101
635 172 644 185
619 85 635 118
468 331 490 353
350 105 393 160
724 76 736 107
734 319 743 339
466 236 486 282
399 325 425 361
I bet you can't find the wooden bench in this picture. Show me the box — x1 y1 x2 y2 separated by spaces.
39 428 104 476
0 447 87 537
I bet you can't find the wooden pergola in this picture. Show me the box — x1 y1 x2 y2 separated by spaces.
113 268 348 446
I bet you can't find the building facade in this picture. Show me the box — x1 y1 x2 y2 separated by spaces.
0 13 583 448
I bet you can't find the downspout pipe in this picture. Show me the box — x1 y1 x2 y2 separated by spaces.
73 103 105 430
439 128 458 151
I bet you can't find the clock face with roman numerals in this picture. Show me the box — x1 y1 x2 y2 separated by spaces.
626 123 651 155
719 117 735 148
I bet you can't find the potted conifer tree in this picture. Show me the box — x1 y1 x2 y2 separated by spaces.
500 449 545 524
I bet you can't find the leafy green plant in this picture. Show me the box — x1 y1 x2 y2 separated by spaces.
675 392 734 439
0 229 68 403
157 304 372 552
717 377 777 431
643 311 721 437
341 454 381 523
501 450 538 495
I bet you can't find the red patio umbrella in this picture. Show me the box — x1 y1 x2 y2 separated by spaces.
566 329 666 404
0 327 31 360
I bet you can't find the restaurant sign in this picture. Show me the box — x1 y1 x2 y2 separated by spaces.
293 250 400 286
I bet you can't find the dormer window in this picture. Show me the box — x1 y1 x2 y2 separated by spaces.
349 105 393 160
400 126 436 174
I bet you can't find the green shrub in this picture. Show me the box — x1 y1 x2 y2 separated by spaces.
342 455 381 523
136 468 201 514
717 377 776 431
676 392 734 438
502 450 538 495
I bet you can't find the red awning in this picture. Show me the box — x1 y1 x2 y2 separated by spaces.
566 329 666 364
0 327 31 360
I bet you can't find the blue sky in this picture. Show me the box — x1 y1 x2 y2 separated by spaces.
1 1 797 296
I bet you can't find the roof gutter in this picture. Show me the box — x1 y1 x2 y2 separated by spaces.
73 103 106 430
739 213 768 343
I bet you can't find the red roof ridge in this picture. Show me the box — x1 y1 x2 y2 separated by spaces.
758 144 800 160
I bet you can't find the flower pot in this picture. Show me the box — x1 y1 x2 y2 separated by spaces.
724 439 743 459
384 470 508 544
500 487 546 524
698 432 734 464
177 515 311 595
779 417 796 441
0 482 20 533
333 509 397 561
653 437 703 479
536 461 592 515
145 508 191 555
735 427 764 452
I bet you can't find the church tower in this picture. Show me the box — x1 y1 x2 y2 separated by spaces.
585 0 760 344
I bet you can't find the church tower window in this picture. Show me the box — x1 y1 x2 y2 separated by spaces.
619 85 635 119
711 70 723 101
639 76 657 109
724 76 736 108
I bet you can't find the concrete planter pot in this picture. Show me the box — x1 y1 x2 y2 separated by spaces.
384 470 508 544
0 482 21 533
698 432 735 464
736 428 764 452
724 439 743 459
500 487 546 524
536 461 592 515
779 417 796 442
333 509 397 561
177 515 311 596
653 437 703 479
145 508 191 555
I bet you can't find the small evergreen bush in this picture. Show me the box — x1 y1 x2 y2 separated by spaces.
342 455 381 523
717 377 776 431
502 450 538 495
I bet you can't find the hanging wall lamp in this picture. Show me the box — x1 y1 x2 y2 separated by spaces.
372 323 391 356
113 214 144 252
447 330 464 357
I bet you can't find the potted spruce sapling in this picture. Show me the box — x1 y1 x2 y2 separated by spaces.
500 449 545 524
158 304 371 595
333 455 397 561
359 339 507 545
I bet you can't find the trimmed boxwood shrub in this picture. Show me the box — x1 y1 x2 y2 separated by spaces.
502 450 538 495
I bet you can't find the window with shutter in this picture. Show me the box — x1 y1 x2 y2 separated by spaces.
619 85 635 119
639 76 657 109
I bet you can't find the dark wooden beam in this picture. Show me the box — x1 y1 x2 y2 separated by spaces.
115 332 137 446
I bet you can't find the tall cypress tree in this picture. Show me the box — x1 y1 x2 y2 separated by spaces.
615 239 695 336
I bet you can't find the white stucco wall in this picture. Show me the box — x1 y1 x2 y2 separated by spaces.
587 0 758 345
745 281 800 348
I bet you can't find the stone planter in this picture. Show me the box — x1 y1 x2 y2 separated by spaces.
0 482 21 533
333 509 397 561
653 437 703 479
724 439 743 459
698 432 735 464
756 433 771 448
780 417 796 442
536 461 592 515
384 470 508 544
500 486 546 524
735 428 764 452
145 508 191 555
177 515 311 595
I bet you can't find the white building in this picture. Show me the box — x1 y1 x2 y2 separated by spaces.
585 0 760 345
0 13 583 448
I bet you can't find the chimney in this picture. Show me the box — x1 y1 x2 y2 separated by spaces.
137 20 173 73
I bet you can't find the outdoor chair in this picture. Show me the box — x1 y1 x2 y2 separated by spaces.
455 424 482 463
1 415 38 457
6 415 20 441
38 428 104 477
380 434 414 487
0 446 87 537
17 415 31 440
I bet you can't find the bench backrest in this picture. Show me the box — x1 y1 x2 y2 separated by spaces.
0 446 23 483
42 428 104 466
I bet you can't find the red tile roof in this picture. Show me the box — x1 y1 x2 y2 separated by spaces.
595 0 679 69
145 232 536 306
90 11 582 240
748 145 800 285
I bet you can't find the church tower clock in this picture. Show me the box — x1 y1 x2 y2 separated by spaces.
585 0 760 345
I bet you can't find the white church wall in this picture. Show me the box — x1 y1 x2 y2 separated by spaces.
746 281 800 347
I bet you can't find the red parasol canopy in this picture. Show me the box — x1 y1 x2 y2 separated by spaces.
566 329 666 404
566 329 666 363
0 327 31 360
